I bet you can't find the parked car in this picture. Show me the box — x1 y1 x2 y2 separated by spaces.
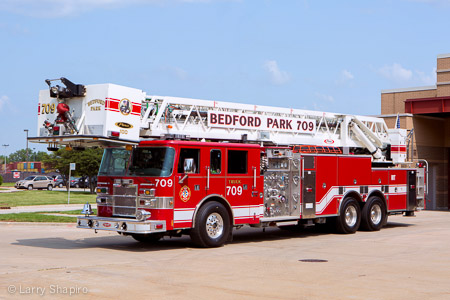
69 177 89 188
52 175 65 188
15 175 55 190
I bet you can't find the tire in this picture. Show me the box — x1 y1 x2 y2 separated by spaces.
336 197 361 234
27 185 33 190
131 233 163 243
190 201 231 248
47 185 53 191
75 184 80 188
360 196 386 231
58 183 63 188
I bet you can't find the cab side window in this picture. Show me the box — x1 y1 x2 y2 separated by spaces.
210 150 221 174
178 148 200 174
227 150 247 174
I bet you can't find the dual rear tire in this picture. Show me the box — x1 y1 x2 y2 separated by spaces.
336 196 386 233
360 196 386 231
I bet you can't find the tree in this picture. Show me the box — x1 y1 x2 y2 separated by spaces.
8 149 28 162
44 148 103 193
8 149 50 162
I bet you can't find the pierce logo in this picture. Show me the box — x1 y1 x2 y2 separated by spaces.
324 139 334 144
103 223 111 227
115 122 133 129
179 185 191 202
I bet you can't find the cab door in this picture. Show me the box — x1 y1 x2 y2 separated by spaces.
225 148 257 224
174 147 206 228
207 149 226 198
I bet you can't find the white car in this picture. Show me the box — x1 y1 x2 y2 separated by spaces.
15 175 55 190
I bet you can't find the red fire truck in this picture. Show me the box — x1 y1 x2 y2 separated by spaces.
30 78 418 247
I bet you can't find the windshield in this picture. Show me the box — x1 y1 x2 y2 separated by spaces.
128 147 175 177
98 148 131 176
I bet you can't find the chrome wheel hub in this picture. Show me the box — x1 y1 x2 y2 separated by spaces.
370 204 382 225
345 205 357 227
206 213 224 238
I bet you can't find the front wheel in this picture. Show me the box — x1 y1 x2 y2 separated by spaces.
190 201 231 248
27 185 33 190
361 196 386 231
47 185 53 191
336 197 361 234
75 184 80 188
58 183 63 188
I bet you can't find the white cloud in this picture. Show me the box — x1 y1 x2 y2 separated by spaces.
336 69 354 86
0 95 10 111
415 67 437 85
378 63 413 82
161 66 188 80
341 69 354 80
314 92 334 102
0 0 226 18
263 60 290 85
378 63 437 85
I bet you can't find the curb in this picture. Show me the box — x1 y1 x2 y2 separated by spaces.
0 222 77 226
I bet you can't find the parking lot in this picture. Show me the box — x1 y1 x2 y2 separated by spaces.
1 210 449 299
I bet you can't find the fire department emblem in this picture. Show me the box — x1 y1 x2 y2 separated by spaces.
119 98 132 116
179 185 191 202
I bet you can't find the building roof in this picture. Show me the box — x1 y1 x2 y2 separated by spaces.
381 85 436 94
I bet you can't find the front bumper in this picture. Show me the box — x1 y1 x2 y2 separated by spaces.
77 216 167 234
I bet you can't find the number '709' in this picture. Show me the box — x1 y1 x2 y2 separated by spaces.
226 185 243 196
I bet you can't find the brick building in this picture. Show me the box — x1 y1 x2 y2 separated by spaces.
380 53 450 210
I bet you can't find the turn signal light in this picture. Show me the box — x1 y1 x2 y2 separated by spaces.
96 187 108 194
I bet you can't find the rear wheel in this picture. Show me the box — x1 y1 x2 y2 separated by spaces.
190 201 231 248
131 233 163 243
47 185 53 191
58 183 63 188
336 197 361 234
75 183 80 188
27 185 33 190
361 196 386 231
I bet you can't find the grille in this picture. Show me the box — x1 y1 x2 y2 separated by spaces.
113 185 137 217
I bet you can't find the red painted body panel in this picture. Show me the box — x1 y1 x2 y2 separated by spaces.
388 169 407 210
315 156 338 215
95 140 414 232
337 156 371 186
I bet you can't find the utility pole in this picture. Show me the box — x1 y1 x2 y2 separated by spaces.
2 144 9 174
24 129 29 162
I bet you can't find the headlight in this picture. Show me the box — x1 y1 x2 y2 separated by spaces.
136 210 151 221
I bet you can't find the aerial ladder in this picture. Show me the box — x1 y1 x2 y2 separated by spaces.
30 78 407 164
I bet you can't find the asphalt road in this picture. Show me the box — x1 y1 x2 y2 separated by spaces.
1 211 450 299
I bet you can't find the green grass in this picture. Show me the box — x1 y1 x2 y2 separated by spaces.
0 212 76 223
41 209 98 215
0 209 98 223
1 182 16 187
0 190 96 207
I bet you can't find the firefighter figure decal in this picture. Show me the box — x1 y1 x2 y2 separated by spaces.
119 98 132 115
179 185 191 202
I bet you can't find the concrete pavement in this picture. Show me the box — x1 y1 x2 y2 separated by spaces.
0 211 450 299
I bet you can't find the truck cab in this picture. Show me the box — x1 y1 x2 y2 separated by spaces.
79 140 263 247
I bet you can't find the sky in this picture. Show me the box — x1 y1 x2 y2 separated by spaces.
1 0 450 155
